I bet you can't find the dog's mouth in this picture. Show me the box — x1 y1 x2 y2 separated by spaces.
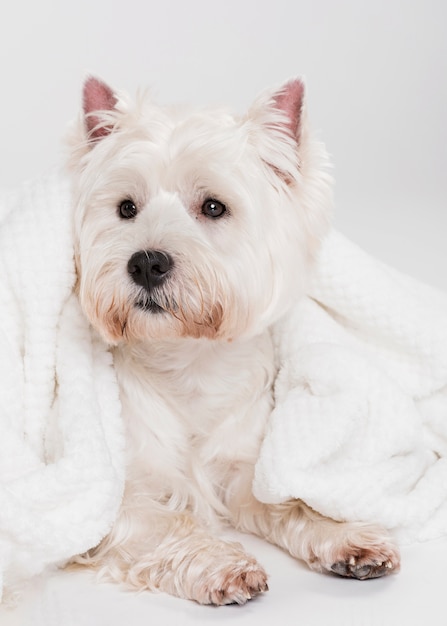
136 297 165 314
135 290 180 316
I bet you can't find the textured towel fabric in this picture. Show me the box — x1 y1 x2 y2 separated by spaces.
254 231 447 543
0 175 125 602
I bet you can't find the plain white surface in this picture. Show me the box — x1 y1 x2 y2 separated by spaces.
0 0 446 624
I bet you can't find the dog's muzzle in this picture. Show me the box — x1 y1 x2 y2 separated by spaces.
127 250 173 292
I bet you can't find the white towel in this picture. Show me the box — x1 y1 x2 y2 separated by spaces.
0 175 125 601
254 231 447 543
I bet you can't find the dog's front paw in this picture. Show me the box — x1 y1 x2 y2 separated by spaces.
202 560 269 605
330 551 398 580
327 527 400 580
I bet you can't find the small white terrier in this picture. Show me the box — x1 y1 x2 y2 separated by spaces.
69 76 400 604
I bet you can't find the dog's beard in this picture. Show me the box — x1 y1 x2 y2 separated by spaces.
81 275 229 344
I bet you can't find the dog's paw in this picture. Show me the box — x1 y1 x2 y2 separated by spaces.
327 527 400 580
330 550 398 580
201 560 269 605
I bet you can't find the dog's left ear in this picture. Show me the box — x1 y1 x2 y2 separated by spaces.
247 77 306 144
271 78 305 144
246 78 308 184
82 76 119 141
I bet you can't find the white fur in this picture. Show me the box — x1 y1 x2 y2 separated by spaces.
68 77 399 604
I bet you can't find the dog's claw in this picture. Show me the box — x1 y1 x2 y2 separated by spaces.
331 562 349 577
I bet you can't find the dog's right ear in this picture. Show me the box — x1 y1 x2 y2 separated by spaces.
83 76 118 142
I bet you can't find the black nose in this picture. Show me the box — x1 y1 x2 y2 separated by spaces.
127 250 173 291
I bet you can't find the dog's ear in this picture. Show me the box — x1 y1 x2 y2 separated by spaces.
271 78 305 144
83 76 118 141
247 78 308 185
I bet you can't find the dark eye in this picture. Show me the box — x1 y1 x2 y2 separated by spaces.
201 198 226 219
118 199 138 220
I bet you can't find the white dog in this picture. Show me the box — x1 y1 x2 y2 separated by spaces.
68 76 400 604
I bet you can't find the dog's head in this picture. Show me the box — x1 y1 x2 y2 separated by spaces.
69 76 332 344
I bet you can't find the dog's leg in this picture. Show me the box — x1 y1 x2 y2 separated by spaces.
72 503 268 605
224 466 400 580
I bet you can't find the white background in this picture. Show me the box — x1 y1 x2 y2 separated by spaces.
0 0 446 288
0 1 446 624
